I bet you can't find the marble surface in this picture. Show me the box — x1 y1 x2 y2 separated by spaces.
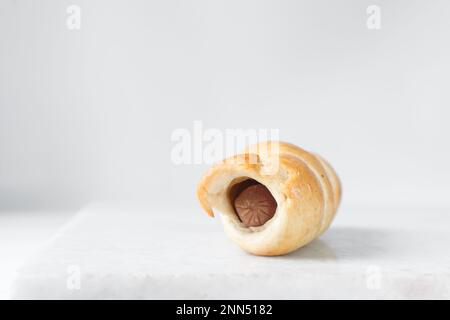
0 211 73 299
12 203 450 299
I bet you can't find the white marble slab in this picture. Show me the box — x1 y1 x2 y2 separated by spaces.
12 203 450 299
0 211 73 299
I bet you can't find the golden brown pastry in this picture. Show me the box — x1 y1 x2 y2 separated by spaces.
196 141 341 256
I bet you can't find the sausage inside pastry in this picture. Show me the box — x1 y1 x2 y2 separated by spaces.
196 141 341 256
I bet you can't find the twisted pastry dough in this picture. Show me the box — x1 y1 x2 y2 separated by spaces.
197 141 341 256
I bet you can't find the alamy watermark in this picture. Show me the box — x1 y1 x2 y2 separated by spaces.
171 121 280 174
66 5 81 30
66 265 81 290
366 5 381 30
365 265 382 290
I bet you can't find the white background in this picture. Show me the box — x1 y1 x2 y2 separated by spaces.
1 1 450 211
2 0 450 213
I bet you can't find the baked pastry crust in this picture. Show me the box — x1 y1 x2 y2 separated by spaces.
196 141 341 256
